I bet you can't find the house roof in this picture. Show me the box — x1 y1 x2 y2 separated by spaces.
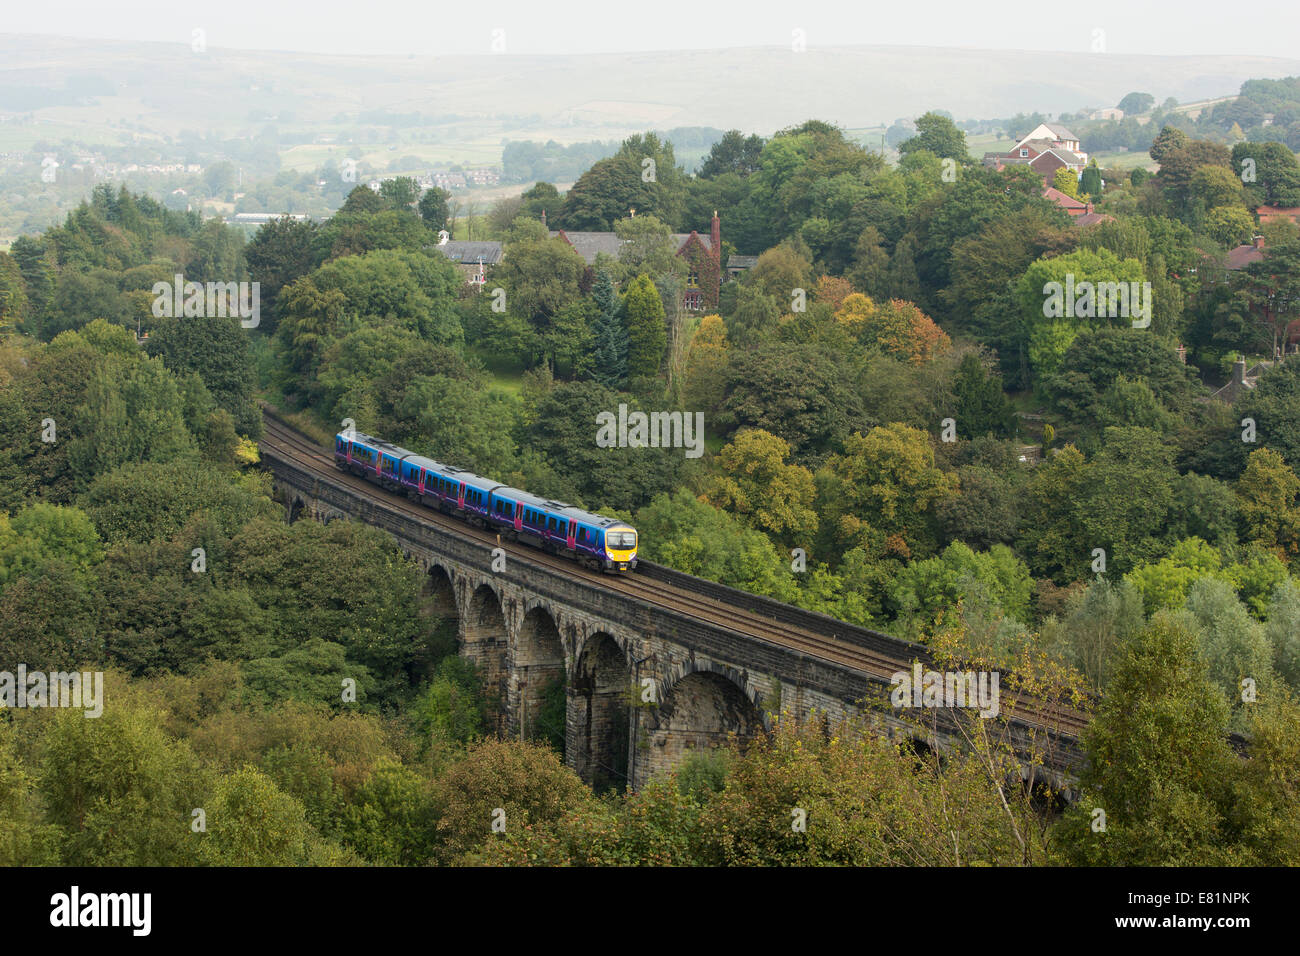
1075 211 1116 227
1028 145 1086 167
550 229 715 265
549 230 626 263
672 232 714 254
1020 138 1057 153
728 254 760 269
1044 123 1080 141
1256 206 1300 222
434 240 503 265
1226 243 1265 269
1042 186 1089 211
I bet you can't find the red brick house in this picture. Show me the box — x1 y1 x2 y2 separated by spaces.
1256 206 1300 227
984 123 1088 185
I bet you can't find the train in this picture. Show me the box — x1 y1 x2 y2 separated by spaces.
333 429 638 572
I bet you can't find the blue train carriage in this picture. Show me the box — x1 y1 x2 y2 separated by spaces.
376 442 419 492
335 430 412 487
396 452 443 501
335 430 383 475
457 472 498 526
418 462 467 513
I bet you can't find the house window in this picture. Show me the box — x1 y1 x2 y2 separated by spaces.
1019 148 1028 157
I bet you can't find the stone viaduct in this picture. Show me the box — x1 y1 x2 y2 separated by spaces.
264 445 1084 793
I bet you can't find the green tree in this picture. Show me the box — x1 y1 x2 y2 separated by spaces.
951 352 1015 438
559 133 687 230
898 112 968 161
0 503 103 587
67 355 198 481
340 759 439 865
719 342 864 460
1016 247 1148 384
1235 447 1300 562
1079 162 1103 199
1055 614 1237 865
39 686 205 866
1117 92 1155 115
698 130 766 178
418 186 451 231
621 274 667 379
589 269 628 388
146 314 260 436
635 489 798 601
1149 125 1191 164
198 765 318 865
244 216 322 333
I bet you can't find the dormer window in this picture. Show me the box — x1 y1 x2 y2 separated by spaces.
1019 148 1029 157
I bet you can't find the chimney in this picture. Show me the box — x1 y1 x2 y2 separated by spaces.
711 210 721 263
1234 359 1247 384
1254 234 1266 249
1176 343 1187 364
540 209 547 229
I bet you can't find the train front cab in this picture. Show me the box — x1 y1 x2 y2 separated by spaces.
603 524 637 572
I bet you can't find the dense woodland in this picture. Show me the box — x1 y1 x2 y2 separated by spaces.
5 104 1300 866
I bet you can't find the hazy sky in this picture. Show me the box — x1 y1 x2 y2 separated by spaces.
8 1 1300 59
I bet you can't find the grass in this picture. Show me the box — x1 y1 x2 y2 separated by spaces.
485 369 527 396
966 131 1016 159
1092 150 1156 171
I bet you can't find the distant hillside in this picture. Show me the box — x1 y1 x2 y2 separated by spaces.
4 34 1300 141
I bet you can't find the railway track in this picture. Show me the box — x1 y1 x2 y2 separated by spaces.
258 410 1092 740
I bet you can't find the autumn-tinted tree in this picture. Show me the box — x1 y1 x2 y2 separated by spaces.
705 429 818 544
815 423 957 560
680 313 728 412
